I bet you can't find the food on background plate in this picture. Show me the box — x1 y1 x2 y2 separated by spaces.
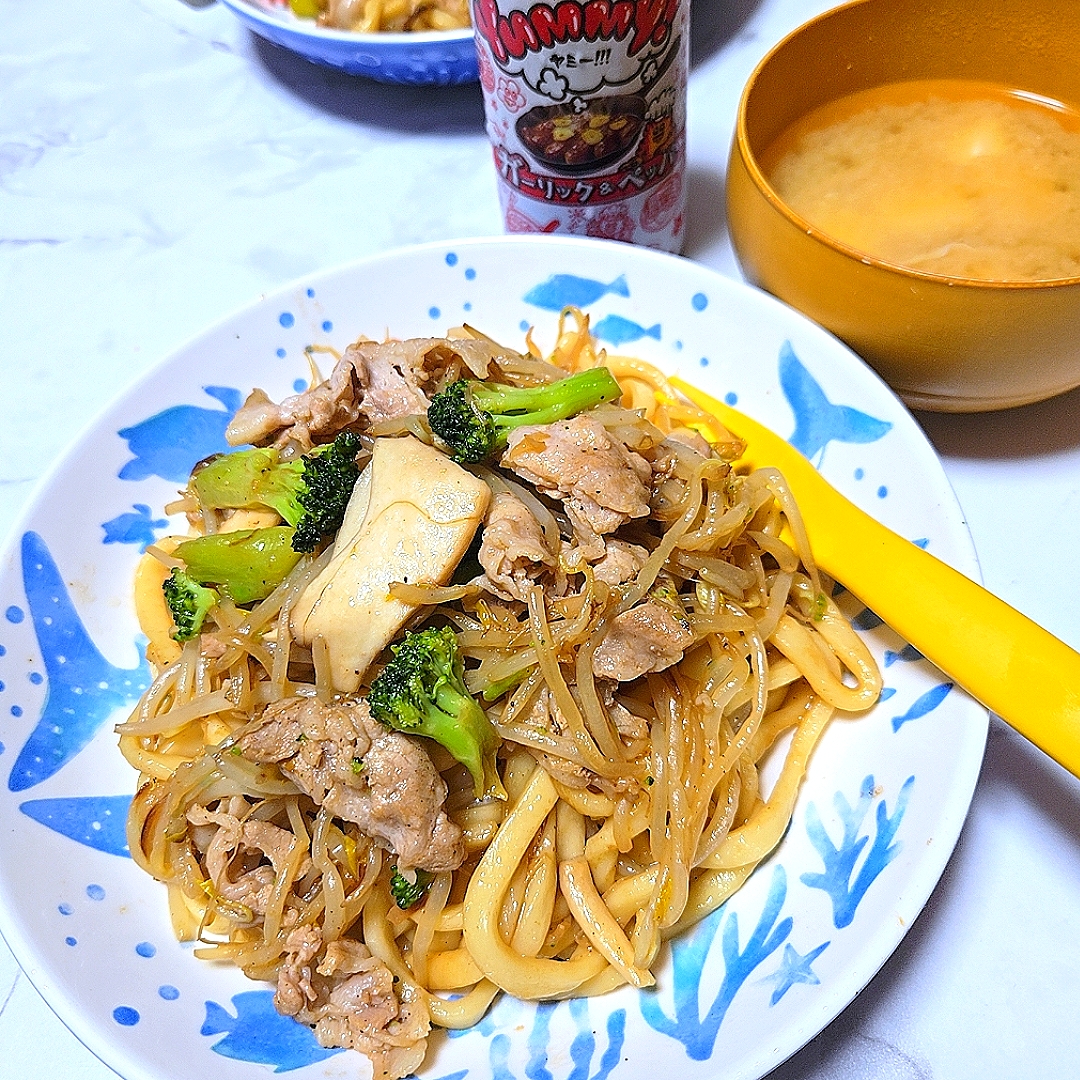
276 0 470 33
119 313 881 1079
761 78 1080 282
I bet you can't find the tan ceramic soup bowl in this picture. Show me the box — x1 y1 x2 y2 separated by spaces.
726 0 1080 412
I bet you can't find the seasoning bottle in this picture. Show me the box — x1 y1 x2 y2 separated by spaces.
471 0 688 253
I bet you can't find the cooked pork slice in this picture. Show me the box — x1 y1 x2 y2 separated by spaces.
503 415 651 558
224 336 506 450
324 708 465 873
592 599 696 682
355 336 507 424
350 339 433 428
226 356 365 450
275 924 323 1015
239 696 370 802
667 426 713 456
221 388 285 450
276 925 430 1080
238 696 464 874
648 429 727 516
477 491 558 601
520 687 640 796
599 680 651 743
590 538 649 587
318 936 379 977
187 801 306 917
520 687 593 791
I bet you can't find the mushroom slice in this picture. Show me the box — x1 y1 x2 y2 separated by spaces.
291 435 490 693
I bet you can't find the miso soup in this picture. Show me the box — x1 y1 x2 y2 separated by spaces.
761 79 1080 282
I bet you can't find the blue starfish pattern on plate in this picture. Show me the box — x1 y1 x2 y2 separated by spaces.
766 941 830 1005
523 274 630 311
8 532 149 793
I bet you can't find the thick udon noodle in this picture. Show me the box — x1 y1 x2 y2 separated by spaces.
119 312 881 1071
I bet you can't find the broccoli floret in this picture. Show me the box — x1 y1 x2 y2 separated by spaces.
389 866 435 910
427 367 622 463
290 432 364 552
368 625 505 800
174 526 303 604
162 567 219 642
191 432 363 552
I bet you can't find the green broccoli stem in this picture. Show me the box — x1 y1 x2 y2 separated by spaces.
368 625 507 801
192 448 305 526
174 526 303 604
428 366 623 464
480 667 529 702
190 433 362 554
430 681 506 800
475 366 622 432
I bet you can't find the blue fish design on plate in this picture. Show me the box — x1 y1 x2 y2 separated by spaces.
779 343 892 462
201 991 343 1072
884 643 924 667
101 504 169 551
19 794 132 856
591 314 661 347
892 682 954 731
117 386 243 483
8 532 149 793
523 274 630 311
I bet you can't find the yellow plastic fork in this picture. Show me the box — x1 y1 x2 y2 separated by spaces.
672 375 1080 778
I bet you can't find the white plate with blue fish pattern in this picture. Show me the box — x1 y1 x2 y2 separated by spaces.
0 236 988 1080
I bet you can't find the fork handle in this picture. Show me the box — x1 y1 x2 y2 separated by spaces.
815 483 1080 775
673 375 1080 778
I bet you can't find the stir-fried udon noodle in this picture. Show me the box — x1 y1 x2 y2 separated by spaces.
120 312 881 1080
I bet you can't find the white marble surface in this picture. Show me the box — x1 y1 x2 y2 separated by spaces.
3 0 1080 1077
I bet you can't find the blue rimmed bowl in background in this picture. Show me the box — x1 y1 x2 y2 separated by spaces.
219 0 479 85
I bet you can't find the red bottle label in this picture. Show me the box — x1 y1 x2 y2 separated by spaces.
472 0 688 251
